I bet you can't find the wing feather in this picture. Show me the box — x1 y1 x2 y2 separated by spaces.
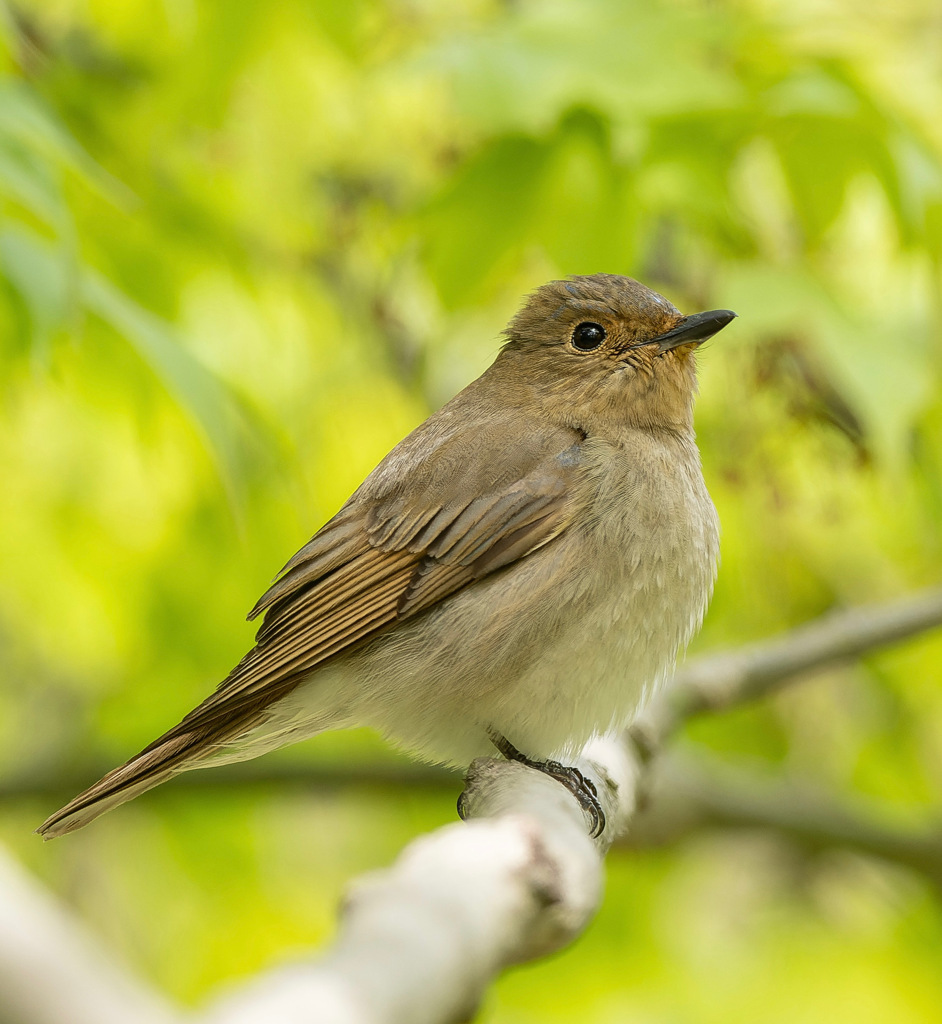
161 435 584 742
37 420 588 837
200 438 583 714
248 516 363 619
396 560 475 618
255 547 414 643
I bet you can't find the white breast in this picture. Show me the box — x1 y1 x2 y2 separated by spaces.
268 431 719 769
479 431 719 760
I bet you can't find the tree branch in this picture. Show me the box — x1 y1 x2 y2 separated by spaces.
623 753 942 890
202 737 639 1024
197 579 942 1021
5 587 942 1024
631 585 942 755
0 846 183 1024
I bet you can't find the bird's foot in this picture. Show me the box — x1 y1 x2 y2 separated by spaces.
487 730 606 838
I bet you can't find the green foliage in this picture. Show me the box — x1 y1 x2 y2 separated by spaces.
2 0 942 1019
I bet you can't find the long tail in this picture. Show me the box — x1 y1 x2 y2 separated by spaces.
37 658 331 838
36 693 277 838
36 681 326 838
36 731 210 840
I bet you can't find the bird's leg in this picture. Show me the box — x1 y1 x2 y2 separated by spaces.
483 728 606 838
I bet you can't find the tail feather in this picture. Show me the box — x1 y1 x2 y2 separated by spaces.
36 670 326 839
37 733 202 840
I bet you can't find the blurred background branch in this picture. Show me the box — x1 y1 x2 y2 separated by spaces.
3 589 941 1024
633 584 942 750
627 752 942 891
7 587 942 891
2 0 942 1019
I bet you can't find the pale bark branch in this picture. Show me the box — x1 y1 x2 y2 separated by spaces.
0 846 184 1024
199 585 942 1022
631 585 942 755
4 586 942 1024
202 737 639 1024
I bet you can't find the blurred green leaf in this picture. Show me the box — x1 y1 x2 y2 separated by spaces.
422 134 549 306
0 136 69 228
1 2 941 1020
0 76 128 204
0 227 76 358
419 0 741 135
81 270 247 502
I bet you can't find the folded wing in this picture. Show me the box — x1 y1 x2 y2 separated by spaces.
38 417 586 837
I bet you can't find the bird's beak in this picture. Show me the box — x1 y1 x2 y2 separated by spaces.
651 309 738 353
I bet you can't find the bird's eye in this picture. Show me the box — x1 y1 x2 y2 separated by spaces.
571 322 606 352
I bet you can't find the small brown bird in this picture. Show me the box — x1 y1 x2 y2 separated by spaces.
39 274 735 839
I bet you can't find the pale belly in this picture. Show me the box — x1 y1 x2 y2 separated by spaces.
229 434 719 769
285 436 719 765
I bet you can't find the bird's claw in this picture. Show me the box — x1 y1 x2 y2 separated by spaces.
538 759 606 838
485 729 606 838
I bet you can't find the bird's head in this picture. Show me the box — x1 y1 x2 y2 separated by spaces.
497 274 736 434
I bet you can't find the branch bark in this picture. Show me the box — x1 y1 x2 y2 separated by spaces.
631 585 942 755
0 847 183 1024
202 585 942 1021
4 586 942 1024
203 737 639 1024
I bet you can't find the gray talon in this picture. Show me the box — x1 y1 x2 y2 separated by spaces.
488 730 606 838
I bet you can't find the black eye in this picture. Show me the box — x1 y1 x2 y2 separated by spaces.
571 322 606 352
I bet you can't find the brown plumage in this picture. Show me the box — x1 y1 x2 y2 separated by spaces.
38 419 581 836
38 274 734 838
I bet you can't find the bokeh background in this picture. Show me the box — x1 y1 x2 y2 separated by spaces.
2 0 942 1020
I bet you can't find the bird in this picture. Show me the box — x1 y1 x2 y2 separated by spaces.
38 273 735 839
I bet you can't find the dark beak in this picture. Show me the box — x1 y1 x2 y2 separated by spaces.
650 309 738 353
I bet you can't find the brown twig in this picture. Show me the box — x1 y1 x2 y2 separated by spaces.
621 752 942 890
631 585 942 756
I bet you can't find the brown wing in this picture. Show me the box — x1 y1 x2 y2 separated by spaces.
172 432 584 733
37 417 585 837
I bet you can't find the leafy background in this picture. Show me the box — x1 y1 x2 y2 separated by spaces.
2 0 942 1019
